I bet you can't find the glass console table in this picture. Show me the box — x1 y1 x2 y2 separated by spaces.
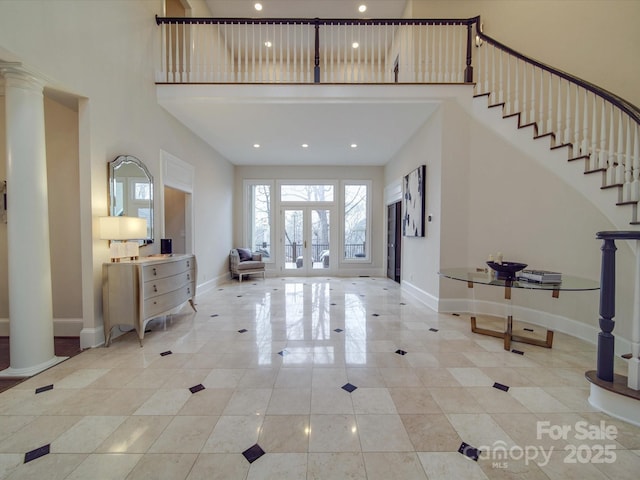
439 268 599 350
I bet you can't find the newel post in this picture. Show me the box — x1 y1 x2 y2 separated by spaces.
314 18 320 83
464 22 474 83
597 236 617 382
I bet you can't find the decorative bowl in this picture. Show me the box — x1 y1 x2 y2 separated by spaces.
486 261 528 279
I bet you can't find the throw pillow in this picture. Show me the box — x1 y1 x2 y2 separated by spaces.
237 248 252 261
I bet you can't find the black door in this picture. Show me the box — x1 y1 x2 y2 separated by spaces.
387 201 402 283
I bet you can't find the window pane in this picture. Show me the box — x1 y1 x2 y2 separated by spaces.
344 184 367 259
280 184 334 202
249 184 271 258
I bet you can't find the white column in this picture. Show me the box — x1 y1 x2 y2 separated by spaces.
1 65 66 377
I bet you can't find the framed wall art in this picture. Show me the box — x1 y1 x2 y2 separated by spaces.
403 165 425 237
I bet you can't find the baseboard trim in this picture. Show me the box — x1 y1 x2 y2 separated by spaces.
0 318 83 337
80 326 105 349
401 281 439 312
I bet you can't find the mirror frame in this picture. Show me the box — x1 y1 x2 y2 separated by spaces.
108 155 154 244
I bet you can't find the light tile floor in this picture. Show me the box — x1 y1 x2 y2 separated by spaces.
0 277 639 479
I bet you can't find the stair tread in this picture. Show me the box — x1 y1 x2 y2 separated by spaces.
568 155 589 162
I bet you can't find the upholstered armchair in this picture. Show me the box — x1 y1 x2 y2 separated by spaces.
229 248 266 282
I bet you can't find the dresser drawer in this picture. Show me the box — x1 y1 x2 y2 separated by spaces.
141 258 192 280
142 271 193 299
143 284 194 318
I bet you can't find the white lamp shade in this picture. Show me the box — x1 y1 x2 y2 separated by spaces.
99 216 147 240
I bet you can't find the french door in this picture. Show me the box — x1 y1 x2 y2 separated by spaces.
282 207 333 274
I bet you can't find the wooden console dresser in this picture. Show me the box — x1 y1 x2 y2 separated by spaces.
102 254 197 346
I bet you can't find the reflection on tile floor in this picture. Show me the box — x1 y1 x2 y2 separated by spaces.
0 277 638 479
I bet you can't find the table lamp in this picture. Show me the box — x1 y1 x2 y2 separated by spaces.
99 216 148 262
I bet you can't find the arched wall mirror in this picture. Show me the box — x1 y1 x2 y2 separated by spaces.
108 155 154 243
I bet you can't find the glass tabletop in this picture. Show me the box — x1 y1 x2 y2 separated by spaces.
439 268 600 291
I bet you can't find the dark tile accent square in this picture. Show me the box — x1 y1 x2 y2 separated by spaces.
160 350 172 357
395 349 407 355
242 444 265 463
493 382 510 392
238 329 248 333
210 314 219 317
452 313 460 316
278 350 288 356
334 328 344 333
524 327 534 332
429 328 439 332
237 295 243 298
458 441 480 461
35 384 53 394
400 302 406 306
24 444 50 464
511 349 525 355
342 383 358 393
372 313 380 317
330 303 337 306
189 384 205 394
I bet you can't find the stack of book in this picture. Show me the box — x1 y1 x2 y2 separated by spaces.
518 269 562 284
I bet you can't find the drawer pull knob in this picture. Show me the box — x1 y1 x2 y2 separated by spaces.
153 285 158 292
186 261 190 267
187 287 191 294
187 274 190 280
152 267 157 276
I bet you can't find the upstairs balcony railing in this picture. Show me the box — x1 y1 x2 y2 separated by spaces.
155 14 640 222
155 16 476 84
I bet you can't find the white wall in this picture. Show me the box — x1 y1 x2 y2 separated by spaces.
411 0 640 108
0 0 234 346
385 94 636 346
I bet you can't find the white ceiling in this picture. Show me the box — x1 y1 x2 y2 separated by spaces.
204 0 409 19
161 1 438 167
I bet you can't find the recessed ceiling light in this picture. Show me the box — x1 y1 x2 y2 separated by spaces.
350 144 358 148
264 41 272 47
359 5 367 13
301 144 309 148
253 144 260 148
352 42 359 49
254 3 263 11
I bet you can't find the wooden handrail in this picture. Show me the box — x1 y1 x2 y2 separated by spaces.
155 15 479 27
474 20 640 124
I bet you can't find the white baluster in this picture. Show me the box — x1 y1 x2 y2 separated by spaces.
497 47 503 104
556 78 564 144
500 52 508 112
251 23 255 83
598 101 608 170
628 240 640 390
513 57 520 114
632 123 640 201
573 85 582 155
546 74 553 134
431 25 437 83
606 106 616 184
167 23 174 82
538 69 545 134
564 80 572 145
624 117 633 202
581 88 589 156
523 61 529 123
529 66 536 126
615 109 625 187
458 25 465 82
437 27 443 82
481 39 488 94
590 94 599 170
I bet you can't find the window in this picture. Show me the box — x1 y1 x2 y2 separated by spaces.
344 183 368 260
280 184 334 202
247 183 272 260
